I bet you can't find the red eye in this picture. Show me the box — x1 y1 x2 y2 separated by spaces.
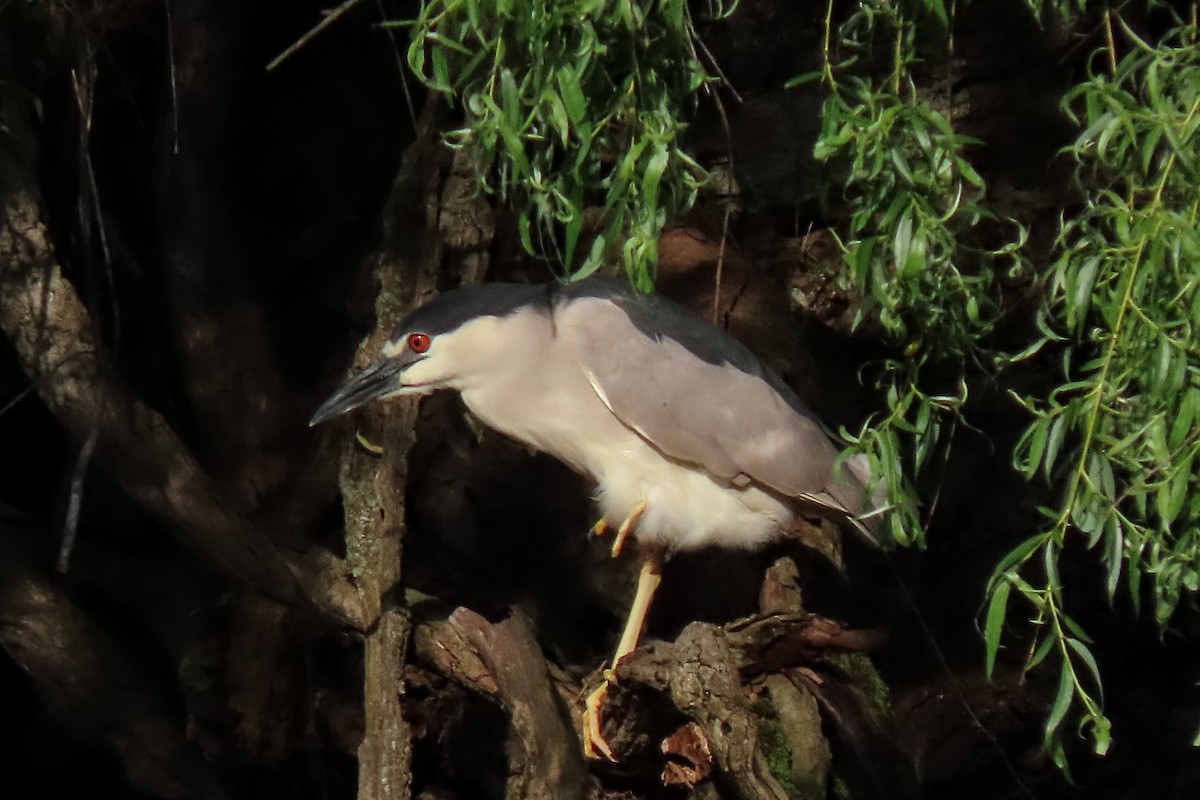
407 333 431 354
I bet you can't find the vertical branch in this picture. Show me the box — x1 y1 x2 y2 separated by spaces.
341 413 417 800
334 101 447 800
340 278 429 800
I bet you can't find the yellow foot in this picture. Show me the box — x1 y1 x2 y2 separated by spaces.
581 671 617 761
611 499 647 558
590 517 610 537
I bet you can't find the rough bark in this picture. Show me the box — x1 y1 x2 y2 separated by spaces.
627 623 792 800
450 608 592 800
331 98 456 800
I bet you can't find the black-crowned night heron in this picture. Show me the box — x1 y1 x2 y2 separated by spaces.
311 275 879 759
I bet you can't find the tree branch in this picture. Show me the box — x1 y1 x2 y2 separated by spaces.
0 55 365 628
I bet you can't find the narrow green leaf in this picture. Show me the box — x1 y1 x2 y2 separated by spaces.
425 30 474 56
1164 455 1191 525
499 68 521 127
1060 611 1092 643
430 46 452 93
642 143 670 211
1090 715 1112 756
517 214 534 255
543 88 571 146
893 211 914 278
1020 420 1048 480
1065 637 1104 702
958 158 986 189
994 534 1047 575
1069 256 1100 332
660 0 685 30
1028 634 1056 670
1044 415 1067 478
1076 110 1116 149
984 579 1012 678
1105 514 1123 601
556 65 586 126
1045 662 1074 744
784 71 823 88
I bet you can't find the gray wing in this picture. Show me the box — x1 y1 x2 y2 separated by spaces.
554 290 854 505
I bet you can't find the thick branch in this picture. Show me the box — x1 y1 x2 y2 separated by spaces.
621 623 791 800
335 99 452 800
450 608 591 800
602 611 883 798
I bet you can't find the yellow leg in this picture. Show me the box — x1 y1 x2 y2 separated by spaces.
582 548 664 760
612 548 663 660
610 499 647 558
589 517 610 537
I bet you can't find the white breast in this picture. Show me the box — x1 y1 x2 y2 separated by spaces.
453 312 794 553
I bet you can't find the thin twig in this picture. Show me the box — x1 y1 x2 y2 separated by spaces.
1103 7 1118 74
713 204 731 325
266 0 366 72
1054 0 1136 67
690 22 743 104
71 65 110 267
58 428 98 573
164 0 179 154
374 0 418 133
0 387 32 417
685 16 737 325
884 558 1038 800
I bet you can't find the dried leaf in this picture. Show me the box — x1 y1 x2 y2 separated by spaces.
660 721 713 788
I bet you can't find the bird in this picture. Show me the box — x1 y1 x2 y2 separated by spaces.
310 274 880 759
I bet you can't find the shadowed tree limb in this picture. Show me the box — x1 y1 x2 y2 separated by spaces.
616 622 792 800
449 607 593 800
0 509 226 800
0 28 365 629
329 97 450 800
603 610 886 799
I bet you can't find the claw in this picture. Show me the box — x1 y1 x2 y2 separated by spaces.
580 550 664 761
581 674 617 760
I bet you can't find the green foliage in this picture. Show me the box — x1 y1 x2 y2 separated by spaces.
397 0 736 290
813 0 1199 769
988 10 1200 766
810 0 1025 547
1022 0 1091 21
395 0 1199 770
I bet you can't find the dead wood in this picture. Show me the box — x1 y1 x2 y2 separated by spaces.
617 622 792 800
410 600 501 699
449 607 592 800
595 586 883 798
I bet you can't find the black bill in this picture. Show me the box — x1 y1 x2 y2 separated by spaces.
309 358 405 426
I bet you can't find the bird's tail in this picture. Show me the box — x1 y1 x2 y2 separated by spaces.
821 452 889 548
